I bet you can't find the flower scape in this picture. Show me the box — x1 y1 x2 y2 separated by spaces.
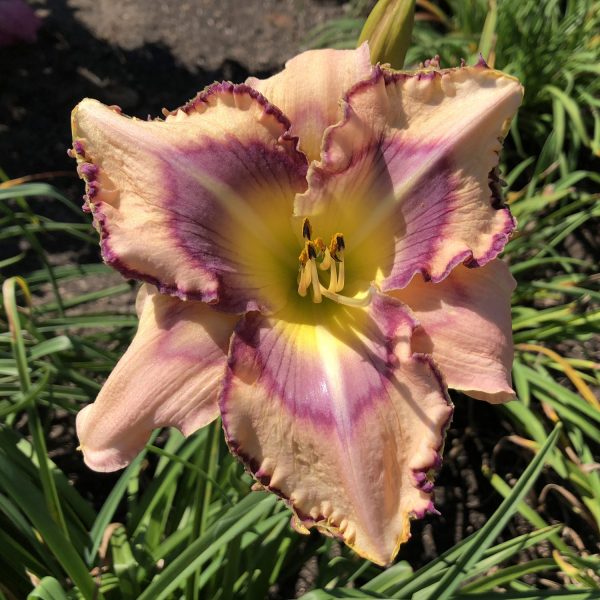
70 43 523 566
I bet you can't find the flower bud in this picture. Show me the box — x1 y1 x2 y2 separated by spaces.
358 0 416 69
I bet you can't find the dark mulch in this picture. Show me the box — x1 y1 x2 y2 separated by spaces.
1 0 345 179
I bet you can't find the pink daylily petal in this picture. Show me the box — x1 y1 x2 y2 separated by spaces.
71 84 308 314
77 285 237 471
392 260 516 403
246 44 373 161
295 64 523 293
220 291 452 565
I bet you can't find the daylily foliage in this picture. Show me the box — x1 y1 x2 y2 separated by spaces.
71 43 522 566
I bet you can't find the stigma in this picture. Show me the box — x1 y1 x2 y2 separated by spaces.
297 219 371 307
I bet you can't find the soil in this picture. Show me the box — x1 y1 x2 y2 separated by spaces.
1 0 346 179
1 1 596 596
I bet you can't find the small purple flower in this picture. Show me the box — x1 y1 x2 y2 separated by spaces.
0 0 41 47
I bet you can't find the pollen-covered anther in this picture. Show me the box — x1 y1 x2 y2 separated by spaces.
297 241 321 302
329 233 345 292
298 219 322 301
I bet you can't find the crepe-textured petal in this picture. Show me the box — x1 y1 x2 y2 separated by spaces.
392 260 516 403
76 285 237 471
295 64 523 293
247 44 373 162
220 291 452 565
71 84 308 314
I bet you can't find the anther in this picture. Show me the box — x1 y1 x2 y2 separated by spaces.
298 246 308 267
329 233 345 257
302 218 312 241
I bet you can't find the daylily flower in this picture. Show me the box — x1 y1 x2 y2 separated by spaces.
70 44 522 566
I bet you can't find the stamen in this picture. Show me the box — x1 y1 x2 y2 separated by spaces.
329 233 345 256
297 245 311 297
298 241 322 302
329 234 345 293
310 260 322 303
297 263 311 297
297 222 355 305
335 250 345 292
319 248 332 270
328 259 338 292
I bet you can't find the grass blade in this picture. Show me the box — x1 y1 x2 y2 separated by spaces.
85 437 154 565
137 493 276 600
0 452 99 599
2 277 69 538
426 424 562 600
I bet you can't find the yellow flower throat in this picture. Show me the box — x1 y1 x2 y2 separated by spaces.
297 218 371 307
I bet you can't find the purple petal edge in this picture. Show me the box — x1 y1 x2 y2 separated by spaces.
318 63 516 288
173 81 303 154
71 82 306 306
409 353 453 519
92 205 220 304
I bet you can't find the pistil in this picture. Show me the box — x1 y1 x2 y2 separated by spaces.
320 286 372 307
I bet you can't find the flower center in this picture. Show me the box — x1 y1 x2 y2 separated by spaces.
297 218 372 307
